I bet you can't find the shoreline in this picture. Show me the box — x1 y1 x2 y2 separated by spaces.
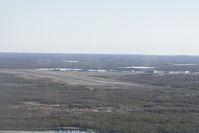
0 127 96 133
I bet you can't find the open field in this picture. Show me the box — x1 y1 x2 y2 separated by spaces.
1 54 199 133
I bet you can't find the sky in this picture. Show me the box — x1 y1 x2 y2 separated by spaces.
0 0 199 55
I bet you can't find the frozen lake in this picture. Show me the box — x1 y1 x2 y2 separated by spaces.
0 131 95 133
0 83 19 87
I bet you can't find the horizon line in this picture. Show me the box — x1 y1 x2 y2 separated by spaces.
0 52 199 57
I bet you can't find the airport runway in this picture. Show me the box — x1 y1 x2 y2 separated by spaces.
0 69 141 87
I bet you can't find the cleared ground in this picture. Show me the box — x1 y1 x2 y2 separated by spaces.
0 69 141 87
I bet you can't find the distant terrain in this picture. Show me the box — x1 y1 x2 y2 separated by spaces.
1 53 199 72
0 53 199 133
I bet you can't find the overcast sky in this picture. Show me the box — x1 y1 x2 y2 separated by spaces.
0 0 199 55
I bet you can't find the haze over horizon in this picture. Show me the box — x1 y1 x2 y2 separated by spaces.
1 0 199 55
